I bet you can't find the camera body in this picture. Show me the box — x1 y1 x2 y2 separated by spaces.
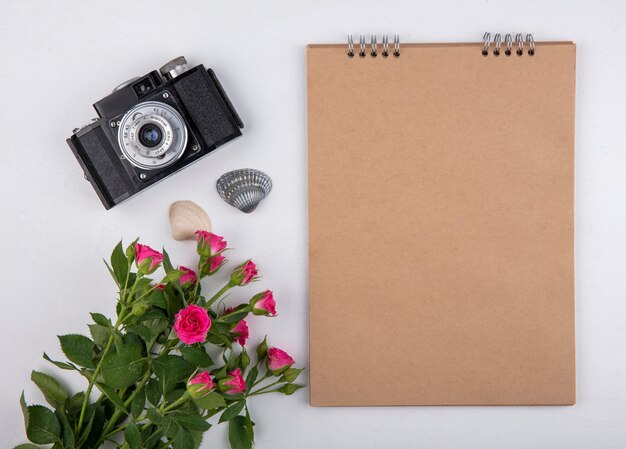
67 57 243 209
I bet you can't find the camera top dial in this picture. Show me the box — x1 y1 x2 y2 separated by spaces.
118 100 188 171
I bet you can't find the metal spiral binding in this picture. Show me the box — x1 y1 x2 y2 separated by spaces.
359 35 366 57
504 33 513 56
526 33 535 56
370 35 377 57
493 33 502 56
347 35 400 58
482 32 491 56
482 32 535 57
515 33 524 55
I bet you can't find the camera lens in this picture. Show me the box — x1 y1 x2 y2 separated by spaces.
138 124 163 148
118 101 188 170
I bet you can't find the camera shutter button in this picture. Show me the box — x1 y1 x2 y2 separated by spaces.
159 56 189 81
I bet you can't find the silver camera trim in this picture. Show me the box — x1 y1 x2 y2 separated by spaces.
117 100 188 171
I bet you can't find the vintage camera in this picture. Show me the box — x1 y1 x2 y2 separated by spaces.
67 56 243 209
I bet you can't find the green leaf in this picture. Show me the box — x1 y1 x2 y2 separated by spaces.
245 367 258 393
142 318 169 351
126 324 152 343
165 289 184 319
130 388 146 418
153 355 194 395
65 392 85 416
54 409 74 447
173 426 195 449
226 353 238 371
25 405 61 444
219 400 245 423
147 409 180 438
213 365 228 380
88 324 111 347
145 289 167 309
101 344 147 389
95 382 128 413
77 404 104 448
192 391 226 410
13 445 40 449
58 334 96 368
146 407 162 423
30 371 68 406
20 392 29 432
133 277 154 297
180 346 214 368
174 414 211 432
281 368 305 383
244 408 255 443
190 430 204 449
124 422 142 449
165 269 185 283
222 308 249 324
162 248 175 272
111 329 124 352
123 331 143 346
145 377 162 406
42 353 75 371
90 312 111 327
165 388 186 404
228 415 252 449
278 383 305 395
206 328 232 349
104 260 117 285
111 240 129 286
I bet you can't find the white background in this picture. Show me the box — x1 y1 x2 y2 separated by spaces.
0 0 625 448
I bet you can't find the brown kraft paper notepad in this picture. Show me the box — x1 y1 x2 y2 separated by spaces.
307 39 576 406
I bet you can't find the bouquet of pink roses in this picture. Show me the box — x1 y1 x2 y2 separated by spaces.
15 231 303 449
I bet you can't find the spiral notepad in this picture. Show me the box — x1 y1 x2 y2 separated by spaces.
308 34 576 406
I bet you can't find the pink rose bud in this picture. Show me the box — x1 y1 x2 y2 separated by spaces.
195 231 227 258
135 243 164 274
225 307 249 345
206 254 226 275
250 290 277 317
173 304 212 344
267 347 295 375
187 371 216 399
218 368 247 395
230 260 258 286
231 319 249 346
178 265 197 286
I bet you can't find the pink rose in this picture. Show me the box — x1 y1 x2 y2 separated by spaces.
267 347 295 375
250 290 277 317
226 307 249 345
178 265 197 286
196 231 227 257
207 254 226 275
230 260 258 286
187 371 215 398
135 243 164 274
231 320 249 346
219 368 246 395
174 304 211 344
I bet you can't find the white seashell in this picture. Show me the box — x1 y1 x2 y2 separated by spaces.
216 168 272 213
169 200 212 241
